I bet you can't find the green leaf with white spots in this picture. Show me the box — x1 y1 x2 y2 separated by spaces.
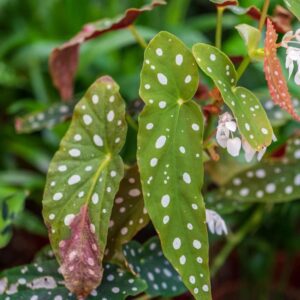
192 43 273 151
138 31 211 300
42 76 127 298
235 24 262 59
15 101 75 134
0 186 27 248
0 260 147 299
123 237 187 297
284 0 300 20
105 165 150 263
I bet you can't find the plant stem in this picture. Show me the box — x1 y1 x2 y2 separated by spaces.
215 7 224 49
126 113 138 132
129 25 147 49
210 206 264 277
258 0 270 32
236 55 251 81
134 294 152 300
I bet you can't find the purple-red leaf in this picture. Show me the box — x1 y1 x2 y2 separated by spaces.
49 0 166 101
59 204 102 299
264 19 300 121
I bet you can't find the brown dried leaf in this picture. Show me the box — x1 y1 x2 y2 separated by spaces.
49 0 166 101
264 19 300 121
59 204 102 299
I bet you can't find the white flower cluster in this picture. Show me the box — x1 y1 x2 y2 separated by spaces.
282 29 300 85
205 209 228 236
216 112 269 162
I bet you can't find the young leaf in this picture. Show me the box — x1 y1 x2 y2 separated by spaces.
284 0 300 20
138 31 211 300
123 236 187 297
0 187 27 248
0 259 147 299
235 24 262 59
49 0 166 100
15 101 75 134
42 76 127 298
105 165 150 263
192 43 273 151
264 19 300 121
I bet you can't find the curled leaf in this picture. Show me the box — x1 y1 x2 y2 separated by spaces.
49 0 166 100
264 19 300 121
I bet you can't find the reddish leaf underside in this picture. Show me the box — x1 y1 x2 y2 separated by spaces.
59 204 102 299
264 19 300 121
49 0 166 100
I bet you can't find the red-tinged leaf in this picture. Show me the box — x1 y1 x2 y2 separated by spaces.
264 19 300 121
59 204 102 299
49 0 166 101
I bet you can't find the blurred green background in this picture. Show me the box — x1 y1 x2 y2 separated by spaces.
0 0 300 299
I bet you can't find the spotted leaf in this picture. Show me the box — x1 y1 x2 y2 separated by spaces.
105 165 150 263
123 236 187 297
15 101 75 134
138 31 211 300
193 43 273 151
49 0 166 100
284 0 300 20
0 187 27 248
264 19 300 121
42 76 127 297
0 260 147 299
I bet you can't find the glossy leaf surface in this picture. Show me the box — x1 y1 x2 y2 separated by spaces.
138 31 211 300
42 76 127 297
49 0 166 100
123 237 187 297
193 43 273 151
105 165 150 263
0 260 147 299
284 0 300 20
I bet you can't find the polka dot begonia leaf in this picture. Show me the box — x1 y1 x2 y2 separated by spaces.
0 259 147 300
192 43 273 151
138 31 211 300
105 165 150 263
207 137 300 212
123 236 187 297
15 101 75 134
42 76 127 298
0 187 27 248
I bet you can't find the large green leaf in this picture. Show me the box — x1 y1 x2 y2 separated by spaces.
138 31 211 300
192 43 273 151
42 76 127 298
0 260 147 299
284 0 300 20
0 186 27 248
105 165 150 263
123 237 187 297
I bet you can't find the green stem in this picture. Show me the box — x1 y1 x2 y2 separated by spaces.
210 206 264 277
215 7 224 49
258 0 270 32
129 25 147 49
126 113 138 132
236 55 251 81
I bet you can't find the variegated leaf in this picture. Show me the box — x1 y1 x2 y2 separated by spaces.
138 31 211 300
192 43 273 151
0 260 147 299
15 101 75 134
42 76 127 298
49 0 166 100
105 165 150 263
123 237 187 297
264 19 300 121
